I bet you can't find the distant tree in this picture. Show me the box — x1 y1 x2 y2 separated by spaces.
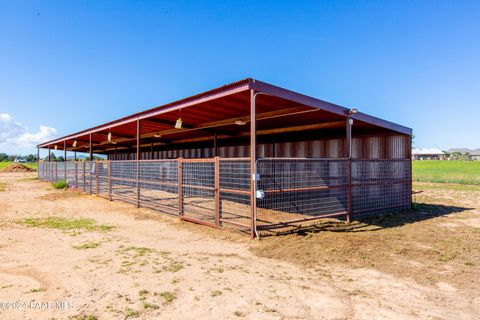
57 156 65 162
25 154 38 162
8 155 17 162
0 153 8 162
85 155 104 161
44 152 56 161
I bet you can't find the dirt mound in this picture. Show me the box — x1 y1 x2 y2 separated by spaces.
0 163 35 173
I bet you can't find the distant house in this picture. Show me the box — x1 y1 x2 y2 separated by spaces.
14 158 26 163
470 150 480 161
447 147 480 160
412 148 446 160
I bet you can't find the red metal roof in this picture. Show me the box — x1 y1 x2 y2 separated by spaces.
38 78 411 153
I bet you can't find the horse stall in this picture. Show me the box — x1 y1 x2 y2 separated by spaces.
38 78 412 237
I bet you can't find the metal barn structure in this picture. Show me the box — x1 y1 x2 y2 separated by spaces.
37 78 412 237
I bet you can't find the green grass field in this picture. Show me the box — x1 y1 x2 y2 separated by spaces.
413 160 480 185
0 162 38 171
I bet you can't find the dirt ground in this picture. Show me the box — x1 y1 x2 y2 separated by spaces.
0 173 479 320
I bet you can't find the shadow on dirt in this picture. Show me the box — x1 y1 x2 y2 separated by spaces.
263 202 473 236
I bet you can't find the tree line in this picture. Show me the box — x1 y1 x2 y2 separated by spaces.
0 153 38 162
0 152 104 162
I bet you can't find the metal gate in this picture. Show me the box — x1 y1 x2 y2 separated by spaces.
179 158 219 227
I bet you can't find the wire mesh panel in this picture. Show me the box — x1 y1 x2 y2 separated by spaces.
83 161 96 195
351 159 410 218
181 159 217 226
256 158 349 234
38 162 44 180
56 162 66 182
139 160 178 215
79 162 87 192
110 161 137 205
48 162 54 182
219 158 251 232
97 161 110 198
66 162 77 189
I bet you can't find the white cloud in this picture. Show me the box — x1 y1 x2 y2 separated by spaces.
0 113 57 154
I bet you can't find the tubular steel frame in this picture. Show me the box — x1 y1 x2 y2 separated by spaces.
38 152 410 238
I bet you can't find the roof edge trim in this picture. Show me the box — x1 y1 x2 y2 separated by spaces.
249 79 412 135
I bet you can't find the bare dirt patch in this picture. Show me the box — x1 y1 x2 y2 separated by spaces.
0 173 478 319
0 163 35 173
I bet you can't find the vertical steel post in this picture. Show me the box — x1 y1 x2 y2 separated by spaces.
108 160 112 201
74 151 77 161
89 161 92 195
83 161 86 191
37 147 40 179
408 135 413 209
47 146 51 181
214 156 220 227
136 119 141 208
89 134 93 194
151 142 154 160
249 89 256 239
64 140 67 181
74 161 78 189
89 133 93 161
178 158 183 216
346 118 353 223
96 160 99 195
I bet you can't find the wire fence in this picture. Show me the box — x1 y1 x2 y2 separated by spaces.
38 156 411 237
256 158 349 235
219 158 251 232
351 159 411 217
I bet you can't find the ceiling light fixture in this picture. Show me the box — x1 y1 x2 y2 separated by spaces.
107 131 112 142
54 145 58 150
175 118 182 129
175 109 183 129
72 140 77 148
234 120 247 126
349 108 358 114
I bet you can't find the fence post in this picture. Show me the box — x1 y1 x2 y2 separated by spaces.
137 160 141 208
214 156 220 227
96 161 99 195
178 158 183 216
89 162 92 195
75 161 78 189
83 161 86 192
108 161 112 201
347 159 352 223
64 140 67 182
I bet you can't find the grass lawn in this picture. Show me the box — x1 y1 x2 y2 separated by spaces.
0 161 38 171
413 160 480 185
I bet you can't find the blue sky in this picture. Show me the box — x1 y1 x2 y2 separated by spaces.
1 0 479 155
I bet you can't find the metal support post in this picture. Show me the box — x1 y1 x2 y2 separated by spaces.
249 89 256 239
178 158 183 215
214 156 220 227
136 119 141 208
